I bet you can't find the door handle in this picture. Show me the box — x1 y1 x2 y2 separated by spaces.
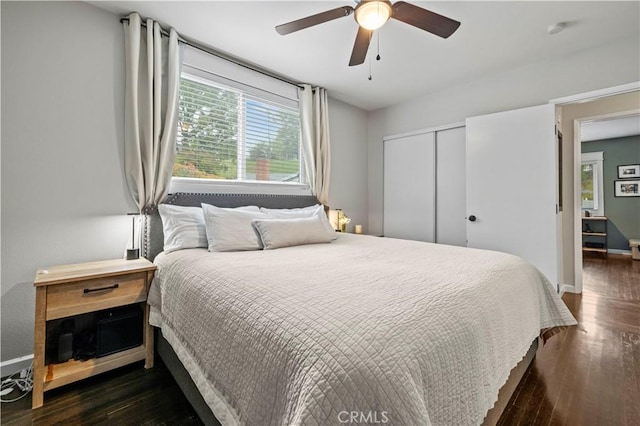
468 215 477 222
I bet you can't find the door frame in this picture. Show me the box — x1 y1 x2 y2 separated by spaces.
571 110 640 294
550 81 640 294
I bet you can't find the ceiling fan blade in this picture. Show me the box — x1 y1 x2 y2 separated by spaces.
276 6 354 35
349 26 372 66
392 1 460 39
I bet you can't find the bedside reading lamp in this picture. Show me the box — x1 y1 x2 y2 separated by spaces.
329 209 341 232
126 213 140 260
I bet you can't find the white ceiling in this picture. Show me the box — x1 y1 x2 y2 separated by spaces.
92 1 640 111
581 115 640 142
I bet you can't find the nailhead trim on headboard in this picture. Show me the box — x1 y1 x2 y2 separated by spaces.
143 192 321 261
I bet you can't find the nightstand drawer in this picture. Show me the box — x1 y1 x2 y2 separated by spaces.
46 272 147 320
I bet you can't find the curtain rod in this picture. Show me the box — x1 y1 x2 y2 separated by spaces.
120 16 305 90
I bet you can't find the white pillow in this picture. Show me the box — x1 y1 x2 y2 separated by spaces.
158 204 260 253
252 216 333 250
158 205 208 253
260 205 337 240
202 203 266 252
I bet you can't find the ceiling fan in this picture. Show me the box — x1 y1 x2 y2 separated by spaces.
275 0 461 66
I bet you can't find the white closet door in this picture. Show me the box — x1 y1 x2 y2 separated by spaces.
384 132 436 242
466 104 558 285
436 126 467 246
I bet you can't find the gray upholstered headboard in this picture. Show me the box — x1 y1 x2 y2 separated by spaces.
143 192 321 261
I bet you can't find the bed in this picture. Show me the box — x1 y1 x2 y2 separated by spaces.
143 192 576 426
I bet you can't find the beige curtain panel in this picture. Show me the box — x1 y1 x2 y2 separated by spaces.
299 85 331 205
123 13 182 211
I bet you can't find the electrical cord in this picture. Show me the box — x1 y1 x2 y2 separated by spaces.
0 363 33 403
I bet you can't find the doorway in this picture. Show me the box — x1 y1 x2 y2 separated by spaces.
576 113 640 292
549 82 640 293
555 86 640 294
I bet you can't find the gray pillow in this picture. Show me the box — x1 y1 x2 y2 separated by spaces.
260 205 337 240
252 216 333 250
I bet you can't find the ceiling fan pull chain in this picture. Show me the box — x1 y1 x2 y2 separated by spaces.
368 30 373 80
377 30 381 61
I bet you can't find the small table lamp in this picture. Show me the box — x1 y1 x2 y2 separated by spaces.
329 209 341 232
126 213 140 260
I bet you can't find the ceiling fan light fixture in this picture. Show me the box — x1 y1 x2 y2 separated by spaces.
355 1 392 30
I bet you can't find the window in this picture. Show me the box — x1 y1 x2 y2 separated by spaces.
171 46 306 194
175 75 302 184
581 151 604 215
581 163 596 209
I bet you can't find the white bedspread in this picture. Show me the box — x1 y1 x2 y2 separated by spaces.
149 234 576 426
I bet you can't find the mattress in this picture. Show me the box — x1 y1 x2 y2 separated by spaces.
148 234 576 426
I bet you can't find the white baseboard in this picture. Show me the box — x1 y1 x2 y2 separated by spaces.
559 284 576 296
607 249 632 255
0 354 34 378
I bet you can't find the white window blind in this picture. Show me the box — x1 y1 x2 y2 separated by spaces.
173 46 304 186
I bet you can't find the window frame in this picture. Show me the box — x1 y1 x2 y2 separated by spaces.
581 151 604 216
171 50 310 196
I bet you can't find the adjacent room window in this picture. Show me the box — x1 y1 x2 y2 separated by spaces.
175 74 302 183
581 163 596 209
581 151 604 215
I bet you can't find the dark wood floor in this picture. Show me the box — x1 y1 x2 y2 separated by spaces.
499 254 640 426
1 360 203 425
3 255 638 425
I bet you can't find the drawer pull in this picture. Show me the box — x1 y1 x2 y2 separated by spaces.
83 283 119 294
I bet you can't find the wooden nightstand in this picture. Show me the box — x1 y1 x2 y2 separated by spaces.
32 258 156 409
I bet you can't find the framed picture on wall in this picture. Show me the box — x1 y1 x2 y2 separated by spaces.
614 180 640 197
617 164 640 179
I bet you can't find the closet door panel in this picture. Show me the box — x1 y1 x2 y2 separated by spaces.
436 126 467 246
383 132 436 242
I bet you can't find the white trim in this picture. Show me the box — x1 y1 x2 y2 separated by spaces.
578 109 640 125
581 151 603 162
573 122 585 293
550 82 640 106
559 284 576 296
383 121 465 142
1 354 33 377
608 249 632 255
169 177 312 196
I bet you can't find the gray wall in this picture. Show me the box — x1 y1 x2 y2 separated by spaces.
0 2 369 367
582 135 640 251
1 1 132 363
328 98 369 234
